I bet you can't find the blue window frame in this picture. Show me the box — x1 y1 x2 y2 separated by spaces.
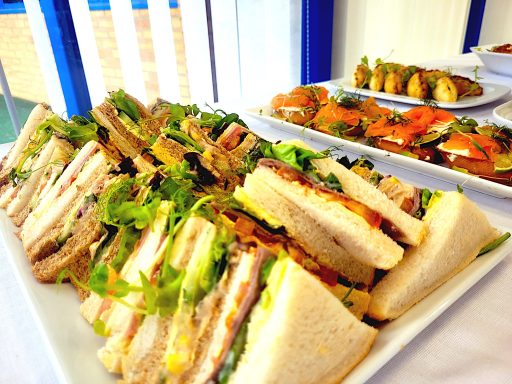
0 0 178 14
88 0 178 11
0 0 25 14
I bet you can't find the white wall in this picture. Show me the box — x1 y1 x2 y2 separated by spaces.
331 0 471 79
236 0 302 104
478 0 512 45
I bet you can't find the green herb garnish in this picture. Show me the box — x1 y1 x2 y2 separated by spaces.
478 232 510 256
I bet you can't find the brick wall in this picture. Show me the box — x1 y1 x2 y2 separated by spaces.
91 8 190 103
0 7 190 106
0 13 49 103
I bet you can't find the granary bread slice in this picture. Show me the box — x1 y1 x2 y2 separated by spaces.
288 139 427 246
91 101 148 159
227 257 378 384
32 198 103 293
368 191 500 320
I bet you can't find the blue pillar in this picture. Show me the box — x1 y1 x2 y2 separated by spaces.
39 0 92 116
301 0 334 85
463 0 486 53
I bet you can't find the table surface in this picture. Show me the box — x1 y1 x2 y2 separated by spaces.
1 54 512 384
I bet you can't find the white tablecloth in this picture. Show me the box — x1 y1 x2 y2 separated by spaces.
1 54 511 383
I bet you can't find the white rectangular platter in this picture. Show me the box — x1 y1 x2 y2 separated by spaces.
333 77 511 109
246 105 512 199
2 205 511 383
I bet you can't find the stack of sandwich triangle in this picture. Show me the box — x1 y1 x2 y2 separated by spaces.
0 91 504 384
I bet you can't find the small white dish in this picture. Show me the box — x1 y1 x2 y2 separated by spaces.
333 78 510 109
471 44 512 77
493 99 512 127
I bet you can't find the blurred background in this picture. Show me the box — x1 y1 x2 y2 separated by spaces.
0 0 511 143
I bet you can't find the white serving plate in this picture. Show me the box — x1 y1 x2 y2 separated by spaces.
247 105 512 199
471 44 512 77
2 197 511 384
493 99 512 127
332 78 510 109
0 211 117 384
343 222 511 384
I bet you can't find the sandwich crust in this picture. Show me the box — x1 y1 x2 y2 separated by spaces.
150 134 188 165
368 191 500 320
32 202 103 299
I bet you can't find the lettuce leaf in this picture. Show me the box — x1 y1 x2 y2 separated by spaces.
109 89 140 121
110 226 142 272
260 142 326 172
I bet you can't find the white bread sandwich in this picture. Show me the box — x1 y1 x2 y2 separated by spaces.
368 191 501 320
21 141 117 266
233 149 406 283
0 135 73 225
117 224 377 383
0 103 53 187
217 206 371 320
72 168 219 373
288 139 427 245
97 200 173 372
119 215 215 383
0 109 106 228
189 255 377 384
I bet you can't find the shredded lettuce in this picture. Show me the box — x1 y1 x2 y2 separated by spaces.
198 225 234 293
155 266 186 316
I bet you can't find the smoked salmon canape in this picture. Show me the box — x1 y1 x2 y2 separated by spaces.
307 93 391 138
437 127 512 185
271 85 329 126
364 110 442 162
